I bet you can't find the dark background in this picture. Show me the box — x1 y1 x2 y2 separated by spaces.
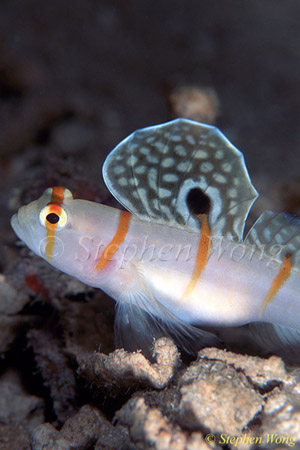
1 0 299 355
1 0 300 345
1 0 299 263
0 0 300 442
1 0 299 187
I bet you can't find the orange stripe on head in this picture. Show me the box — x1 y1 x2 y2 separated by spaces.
45 187 66 261
260 253 293 314
45 230 57 261
95 210 131 271
49 186 66 205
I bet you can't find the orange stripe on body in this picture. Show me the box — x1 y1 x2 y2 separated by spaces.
183 214 211 297
260 253 293 314
95 210 131 271
45 186 66 261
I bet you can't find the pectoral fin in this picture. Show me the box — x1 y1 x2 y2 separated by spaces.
250 322 300 362
115 301 220 359
114 263 220 358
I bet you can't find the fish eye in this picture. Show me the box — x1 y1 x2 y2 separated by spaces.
39 205 68 230
46 212 60 224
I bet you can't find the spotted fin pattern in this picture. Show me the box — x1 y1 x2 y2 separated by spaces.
103 119 258 240
245 211 300 269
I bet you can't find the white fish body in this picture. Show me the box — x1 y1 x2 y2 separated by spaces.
11 119 300 355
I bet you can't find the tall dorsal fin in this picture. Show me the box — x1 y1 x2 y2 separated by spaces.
103 119 258 241
245 211 300 270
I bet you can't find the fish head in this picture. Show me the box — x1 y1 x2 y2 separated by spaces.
11 186 74 262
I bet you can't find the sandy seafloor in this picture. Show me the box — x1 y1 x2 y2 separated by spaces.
0 1 300 449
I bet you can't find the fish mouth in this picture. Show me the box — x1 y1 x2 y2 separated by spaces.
10 213 26 243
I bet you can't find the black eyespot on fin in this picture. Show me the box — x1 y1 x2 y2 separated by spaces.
46 213 60 224
186 188 211 216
